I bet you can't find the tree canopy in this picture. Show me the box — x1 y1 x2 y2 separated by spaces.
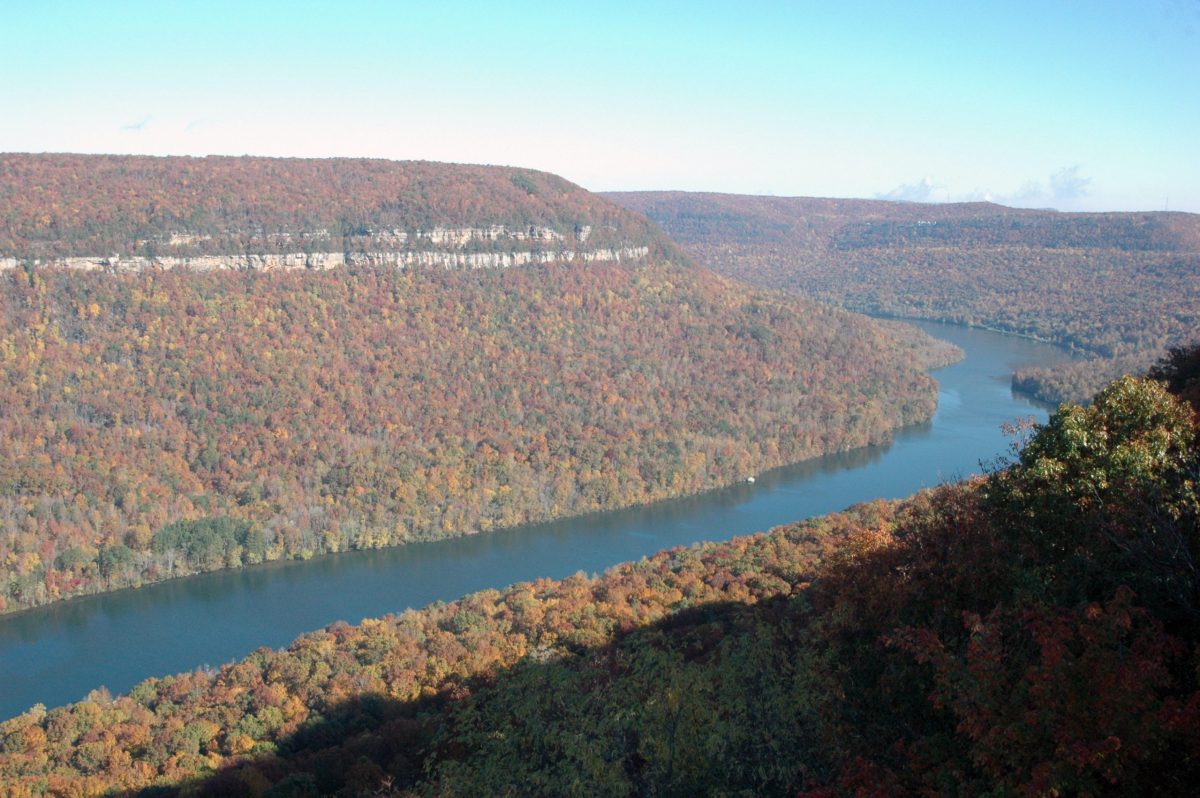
3 353 1198 796
608 190 1200 404
0 261 951 613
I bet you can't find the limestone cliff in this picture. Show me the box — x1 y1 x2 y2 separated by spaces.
0 235 648 273
0 155 680 266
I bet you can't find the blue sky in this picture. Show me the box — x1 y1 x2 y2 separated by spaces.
3 0 1197 212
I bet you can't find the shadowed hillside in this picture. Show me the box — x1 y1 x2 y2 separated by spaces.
3 349 1197 796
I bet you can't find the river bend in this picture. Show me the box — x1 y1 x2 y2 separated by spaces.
0 321 1071 718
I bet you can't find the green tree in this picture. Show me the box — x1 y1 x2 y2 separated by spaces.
989 376 1199 615
97 544 135 582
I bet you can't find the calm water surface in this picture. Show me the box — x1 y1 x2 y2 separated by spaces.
0 321 1072 718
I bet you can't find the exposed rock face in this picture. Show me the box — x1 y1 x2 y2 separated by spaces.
416 225 566 247
0 224 651 273
0 245 651 273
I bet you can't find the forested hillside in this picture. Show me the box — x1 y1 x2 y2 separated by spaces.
0 261 953 614
2 351 1196 796
0 155 964 612
0 155 670 260
607 191 1200 403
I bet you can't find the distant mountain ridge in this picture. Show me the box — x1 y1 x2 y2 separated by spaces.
607 191 1200 252
0 154 678 264
607 190 1200 403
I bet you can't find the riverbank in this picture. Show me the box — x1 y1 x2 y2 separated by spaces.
0 322 1070 718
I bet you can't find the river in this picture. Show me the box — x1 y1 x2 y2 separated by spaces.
0 321 1072 719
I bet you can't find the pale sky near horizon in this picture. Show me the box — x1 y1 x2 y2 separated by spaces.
3 0 1198 212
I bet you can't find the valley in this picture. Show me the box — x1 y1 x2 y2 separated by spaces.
5 3 1198 794
1 339 1195 796
0 320 1066 719
607 191 1200 403
0 156 952 614
0 158 1196 797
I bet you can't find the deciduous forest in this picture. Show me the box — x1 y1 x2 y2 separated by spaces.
0 261 951 613
0 155 667 258
0 156 964 613
2 350 1196 796
8 155 1195 797
3 0 1197 793
607 191 1200 403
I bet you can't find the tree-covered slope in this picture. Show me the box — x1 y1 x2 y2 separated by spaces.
2 352 1197 796
0 495 881 796
0 261 953 613
606 191 1200 403
0 154 672 259
0 156 960 612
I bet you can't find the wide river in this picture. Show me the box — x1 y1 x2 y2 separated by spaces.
0 321 1073 719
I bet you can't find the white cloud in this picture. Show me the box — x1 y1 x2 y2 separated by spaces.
946 167 1093 209
1009 180 1045 203
875 176 939 202
1048 165 1091 200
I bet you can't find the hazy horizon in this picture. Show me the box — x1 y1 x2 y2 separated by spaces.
3 1 1198 213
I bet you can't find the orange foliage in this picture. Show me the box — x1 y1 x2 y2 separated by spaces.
0 262 945 611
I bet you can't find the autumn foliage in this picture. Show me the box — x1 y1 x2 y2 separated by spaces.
0 261 950 613
2 355 1198 796
0 503 870 796
0 154 669 259
607 191 1200 403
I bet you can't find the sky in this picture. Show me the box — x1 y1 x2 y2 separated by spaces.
2 0 1198 212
